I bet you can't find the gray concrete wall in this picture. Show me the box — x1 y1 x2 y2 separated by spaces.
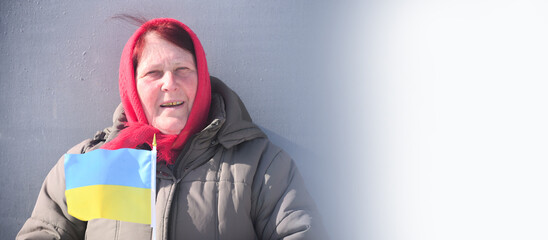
1 1 369 239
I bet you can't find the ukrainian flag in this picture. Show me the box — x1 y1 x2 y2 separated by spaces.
64 148 155 225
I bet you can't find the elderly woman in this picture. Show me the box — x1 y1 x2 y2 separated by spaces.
17 18 326 239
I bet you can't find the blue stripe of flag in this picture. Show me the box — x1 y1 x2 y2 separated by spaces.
64 148 152 190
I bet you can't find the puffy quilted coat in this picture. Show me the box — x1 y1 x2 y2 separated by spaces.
17 77 327 240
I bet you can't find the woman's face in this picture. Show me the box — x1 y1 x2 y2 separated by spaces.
136 32 198 135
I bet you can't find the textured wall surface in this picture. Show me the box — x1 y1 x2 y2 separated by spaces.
0 1 369 239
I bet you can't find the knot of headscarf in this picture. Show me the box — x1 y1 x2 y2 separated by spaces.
101 123 178 163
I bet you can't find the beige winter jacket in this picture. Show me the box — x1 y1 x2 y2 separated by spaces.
17 77 327 240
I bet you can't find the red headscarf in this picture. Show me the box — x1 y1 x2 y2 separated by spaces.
101 18 211 164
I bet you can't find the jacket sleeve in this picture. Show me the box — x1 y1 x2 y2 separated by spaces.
252 148 329 240
17 143 89 240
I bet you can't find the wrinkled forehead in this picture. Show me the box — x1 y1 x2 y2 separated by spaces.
136 33 196 72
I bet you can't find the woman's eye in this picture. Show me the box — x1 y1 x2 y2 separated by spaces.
175 67 192 76
146 71 162 78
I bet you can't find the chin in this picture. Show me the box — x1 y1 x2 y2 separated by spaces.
157 128 181 135
154 119 186 135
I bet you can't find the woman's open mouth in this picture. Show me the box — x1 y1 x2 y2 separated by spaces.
161 101 184 107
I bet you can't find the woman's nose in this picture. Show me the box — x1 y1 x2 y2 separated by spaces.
160 71 178 92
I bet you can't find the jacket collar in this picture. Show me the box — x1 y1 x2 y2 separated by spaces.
208 77 266 149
